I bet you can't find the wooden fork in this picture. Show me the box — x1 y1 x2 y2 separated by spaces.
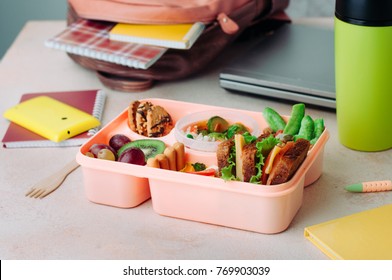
25 159 80 199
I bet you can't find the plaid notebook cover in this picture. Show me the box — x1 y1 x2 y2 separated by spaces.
45 19 167 69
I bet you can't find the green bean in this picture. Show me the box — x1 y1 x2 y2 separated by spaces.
295 115 314 140
310 118 325 145
262 107 286 132
283 103 305 135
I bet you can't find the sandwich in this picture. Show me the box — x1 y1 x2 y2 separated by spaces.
217 132 310 185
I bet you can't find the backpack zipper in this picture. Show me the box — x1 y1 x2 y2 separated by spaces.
217 13 239 34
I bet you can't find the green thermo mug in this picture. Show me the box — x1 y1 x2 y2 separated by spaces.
335 0 392 151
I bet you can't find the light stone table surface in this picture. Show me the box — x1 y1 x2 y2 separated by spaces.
1 18 391 260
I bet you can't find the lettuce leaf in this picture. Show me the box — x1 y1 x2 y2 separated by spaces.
249 147 264 184
243 132 257 144
250 135 280 184
220 144 237 181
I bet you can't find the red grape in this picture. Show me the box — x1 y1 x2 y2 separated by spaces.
109 134 131 152
118 148 146 165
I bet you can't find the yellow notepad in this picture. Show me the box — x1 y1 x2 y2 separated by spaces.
3 96 101 142
304 204 392 260
109 22 205 49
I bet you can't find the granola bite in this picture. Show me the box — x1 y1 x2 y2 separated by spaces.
128 100 173 137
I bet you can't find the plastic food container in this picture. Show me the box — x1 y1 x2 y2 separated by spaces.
76 98 329 233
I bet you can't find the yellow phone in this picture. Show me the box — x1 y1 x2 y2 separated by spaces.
3 96 101 142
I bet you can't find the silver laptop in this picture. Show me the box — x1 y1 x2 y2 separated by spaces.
220 23 336 109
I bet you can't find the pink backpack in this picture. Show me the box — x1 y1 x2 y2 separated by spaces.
67 0 290 91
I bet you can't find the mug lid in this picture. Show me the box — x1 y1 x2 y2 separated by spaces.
335 0 392 26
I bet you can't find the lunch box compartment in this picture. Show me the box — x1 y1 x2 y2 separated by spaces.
81 166 150 208
149 175 305 234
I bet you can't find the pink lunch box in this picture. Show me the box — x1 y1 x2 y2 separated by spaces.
76 98 329 234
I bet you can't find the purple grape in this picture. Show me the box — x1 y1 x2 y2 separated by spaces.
118 148 146 165
89 143 117 160
109 134 131 152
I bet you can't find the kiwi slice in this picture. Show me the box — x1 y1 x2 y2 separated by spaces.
207 116 229 133
117 139 166 159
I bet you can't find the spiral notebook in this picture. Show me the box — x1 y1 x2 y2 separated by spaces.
45 19 167 69
2 89 106 148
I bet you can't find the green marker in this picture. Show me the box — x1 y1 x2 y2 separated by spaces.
345 180 392 193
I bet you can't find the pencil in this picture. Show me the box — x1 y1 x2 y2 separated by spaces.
344 180 392 193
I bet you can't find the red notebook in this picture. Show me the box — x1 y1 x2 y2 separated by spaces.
2 89 106 148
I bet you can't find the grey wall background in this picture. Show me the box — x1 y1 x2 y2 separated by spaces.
0 0 335 60
0 0 67 60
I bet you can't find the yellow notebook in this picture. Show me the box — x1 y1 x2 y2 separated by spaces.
304 204 392 260
109 22 205 49
3 96 101 142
